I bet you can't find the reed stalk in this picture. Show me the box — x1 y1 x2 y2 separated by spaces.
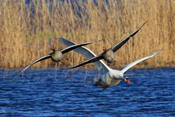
0 0 174 69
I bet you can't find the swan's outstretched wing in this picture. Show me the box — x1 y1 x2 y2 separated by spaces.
112 22 146 52
121 49 163 73
58 37 110 73
12 55 51 77
61 40 100 54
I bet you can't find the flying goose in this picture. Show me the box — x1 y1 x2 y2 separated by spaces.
59 22 146 69
12 40 100 77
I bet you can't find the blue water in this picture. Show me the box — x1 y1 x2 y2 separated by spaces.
0 67 175 116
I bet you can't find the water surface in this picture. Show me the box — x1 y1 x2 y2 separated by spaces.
0 67 175 116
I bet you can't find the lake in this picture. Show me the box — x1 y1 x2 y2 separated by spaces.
0 67 175 116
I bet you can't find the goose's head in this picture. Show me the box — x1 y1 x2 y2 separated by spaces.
103 47 106 51
124 77 130 83
50 46 55 52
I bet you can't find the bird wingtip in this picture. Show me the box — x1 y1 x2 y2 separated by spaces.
58 37 66 41
160 48 164 51
157 48 164 53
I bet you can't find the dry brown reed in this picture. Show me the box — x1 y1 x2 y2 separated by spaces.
0 0 174 69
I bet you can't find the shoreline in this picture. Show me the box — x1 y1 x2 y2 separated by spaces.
2 62 175 70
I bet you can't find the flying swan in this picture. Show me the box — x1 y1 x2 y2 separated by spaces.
59 37 163 90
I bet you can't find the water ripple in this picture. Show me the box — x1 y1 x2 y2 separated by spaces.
0 67 175 116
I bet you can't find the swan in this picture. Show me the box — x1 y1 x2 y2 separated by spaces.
59 22 146 69
59 37 163 90
12 40 101 77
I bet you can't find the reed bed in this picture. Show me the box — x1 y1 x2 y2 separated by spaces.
0 0 174 69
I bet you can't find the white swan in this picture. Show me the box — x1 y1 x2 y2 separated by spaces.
59 37 163 90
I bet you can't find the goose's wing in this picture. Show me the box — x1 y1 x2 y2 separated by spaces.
58 37 110 73
121 49 163 73
12 55 51 77
68 54 103 69
61 40 101 54
112 22 146 52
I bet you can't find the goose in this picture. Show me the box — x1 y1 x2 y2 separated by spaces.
12 40 101 77
59 38 163 90
59 22 146 69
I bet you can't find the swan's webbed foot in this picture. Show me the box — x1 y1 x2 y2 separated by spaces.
102 86 109 91
94 80 102 86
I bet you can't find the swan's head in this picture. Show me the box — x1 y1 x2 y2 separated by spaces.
124 77 130 83
50 46 55 51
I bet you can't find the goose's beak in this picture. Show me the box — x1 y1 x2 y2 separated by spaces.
103 47 106 51
50 46 55 51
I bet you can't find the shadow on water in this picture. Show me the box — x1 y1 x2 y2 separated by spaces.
0 67 175 116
